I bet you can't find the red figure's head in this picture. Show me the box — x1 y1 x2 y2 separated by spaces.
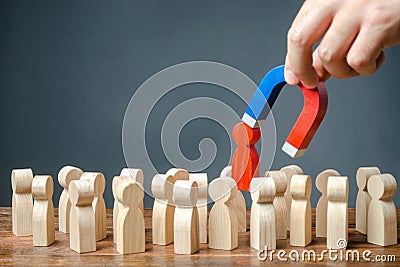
232 122 261 146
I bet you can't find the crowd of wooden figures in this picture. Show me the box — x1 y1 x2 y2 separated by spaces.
11 165 397 255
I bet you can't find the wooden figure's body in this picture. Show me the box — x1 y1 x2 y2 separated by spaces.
69 180 96 253
290 175 312 247
112 176 124 243
116 180 145 254
173 180 199 254
327 176 348 249
231 122 260 191
280 165 303 231
189 173 208 244
11 168 33 236
32 175 55 246
265 171 287 240
367 174 397 246
151 168 189 245
250 177 276 251
220 165 246 232
316 169 340 238
356 167 380 234
58 166 83 233
152 174 175 245
208 177 238 250
113 168 144 244
80 172 107 241
120 168 144 213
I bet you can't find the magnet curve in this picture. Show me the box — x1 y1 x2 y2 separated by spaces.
242 65 328 158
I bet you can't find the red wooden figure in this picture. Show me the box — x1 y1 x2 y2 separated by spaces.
231 122 260 191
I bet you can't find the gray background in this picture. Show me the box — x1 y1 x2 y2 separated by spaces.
1 0 399 208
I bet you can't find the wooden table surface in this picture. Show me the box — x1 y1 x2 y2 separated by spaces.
1 207 399 266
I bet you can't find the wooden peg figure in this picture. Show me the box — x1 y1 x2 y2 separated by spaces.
280 165 303 231
116 181 145 254
367 174 397 246
327 176 348 249
80 172 107 241
112 176 127 243
208 177 238 250
232 122 260 191
113 168 144 244
120 168 144 213
32 175 55 246
316 169 340 238
250 177 276 251
58 166 83 233
189 173 208 244
69 180 96 253
173 180 199 254
220 165 246 233
290 175 312 247
356 167 380 234
151 174 175 245
11 168 34 236
265 171 287 239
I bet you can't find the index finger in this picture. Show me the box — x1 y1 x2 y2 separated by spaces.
286 1 334 88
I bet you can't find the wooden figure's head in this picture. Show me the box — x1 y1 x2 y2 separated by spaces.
209 177 237 204
11 168 33 194
290 175 311 200
32 175 54 200
69 180 94 207
368 174 397 201
58 166 83 190
152 174 174 201
173 180 198 207
250 177 275 204
80 172 106 197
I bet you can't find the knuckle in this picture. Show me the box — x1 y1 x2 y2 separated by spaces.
318 45 335 64
288 27 309 47
347 55 374 73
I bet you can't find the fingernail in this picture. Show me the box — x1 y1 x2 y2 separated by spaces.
285 69 299 85
302 81 318 89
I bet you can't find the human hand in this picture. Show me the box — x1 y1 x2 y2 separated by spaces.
285 0 400 88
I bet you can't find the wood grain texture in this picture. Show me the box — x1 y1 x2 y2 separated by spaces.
367 174 397 246
119 168 144 213
116 181 145 254
32 175 55 247
356 167 380 234
250 177 276 251
265 171 287 240
280 165 303 231
80 172 107 241
208 177 238 250
326 176 348 249
1 208 400 265
290 175 312 247
151 174 175 245
220 165 246 233
189 173 208 244
69 179 96 253
316 169 340 238
113 170 144 244
11 168 33 236
58 166 83 234
173 180 199 254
